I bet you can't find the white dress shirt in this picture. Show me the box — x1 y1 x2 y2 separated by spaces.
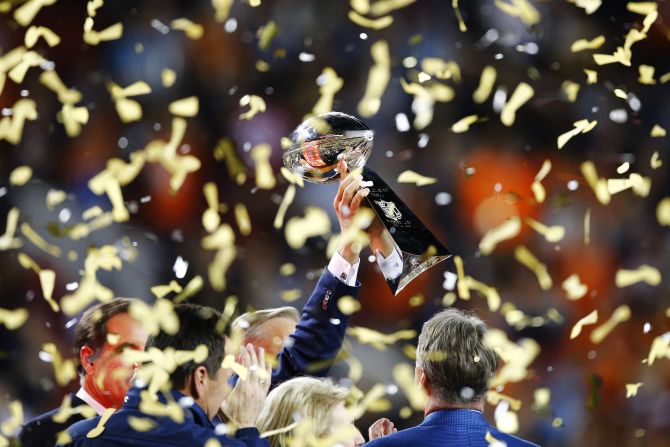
75 387 106 416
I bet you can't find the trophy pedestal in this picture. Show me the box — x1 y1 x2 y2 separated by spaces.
362 167 451 295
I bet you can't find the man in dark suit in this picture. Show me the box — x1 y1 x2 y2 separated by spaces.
365 309 540 447
57 303 270 447
18 298 148 447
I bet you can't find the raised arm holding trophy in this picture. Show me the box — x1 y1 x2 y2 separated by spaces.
284 111 451 294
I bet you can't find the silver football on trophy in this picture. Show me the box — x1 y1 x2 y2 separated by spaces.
284 112 374 183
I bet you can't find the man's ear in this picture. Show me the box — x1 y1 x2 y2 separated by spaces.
80 345 96 375
415 366 431 396
192 365 209 400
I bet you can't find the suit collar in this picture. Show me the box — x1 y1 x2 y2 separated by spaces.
124 386 213 429
422 408 488 427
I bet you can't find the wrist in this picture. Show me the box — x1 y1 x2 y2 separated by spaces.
337 243 359 265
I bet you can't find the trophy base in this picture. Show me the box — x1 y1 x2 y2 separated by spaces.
362 166 451 296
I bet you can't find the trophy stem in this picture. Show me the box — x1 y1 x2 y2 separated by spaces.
361 166 451 295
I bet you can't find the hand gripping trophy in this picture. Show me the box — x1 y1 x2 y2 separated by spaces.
284 112 451 295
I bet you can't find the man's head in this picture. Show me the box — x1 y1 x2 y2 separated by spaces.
146 303 229 419
76 298 148 409
415 308 499 407
232 307 299 358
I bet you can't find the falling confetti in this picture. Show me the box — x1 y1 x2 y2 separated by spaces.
615 265 662 288
531 159 551 203
557 119 597 149
397 170 437 186
168 96 199 117
625 383 643 398
358 40 391 117
570 35 606 52
473 66 496 104
239 94 266 120
495 0 540 26
562 274 588 300
570 310 598 339
500 82 534 127
590 305 631 344
479 217 521 255
170 18 204 40
514 245 552 290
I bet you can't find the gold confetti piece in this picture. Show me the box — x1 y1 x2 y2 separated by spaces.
279 167 304 188
127 416 157 432
285 206 331 249
562 273 588 300
614 88 627 100
568 0 601 14
202 182 221 233
627 2 657 15
615 265 661 287
358 40 391 117
486 431 507 446
39 269 57 310
421 58 461 82
20 223 62 257
151 281 182 299
660 72 670 84
250 143 276 190
650 151 662 169
144 118 201 193
479 216 521 255
257 20 279 50
650 124 666 137
161 68 176 87
0 98 38 144
168 96 199 117
42 343 78 386
452 0 467 31
646 334 670 365
59 103 90 137
279 263 295 276
393 363 428 410
86 408 115 438
137 393 184 423
570 35 606 52
82 206 104 221
581 161 610 205
89 155 146 222
450 115 479 133
61 245 122 315
626 383 643 398
487 391 522 411
214 138 247 185
202 223 236 291
14 0 57 26
108 81 152 123
368 0 417 16
657 198 670 226
347 326 416 350
531 159 551 203
274 185 296 229
494 0 540 26
0 308 28 330
495 409 519 434
239 94 266 120
212 0 234 22
397 170 437 186
524 217 565 243
83 16 123 45
473 66 496 104
307 67 343 119
400 78 454 129
561 80 580 103
590 305 630 344
0 400 23 436
170 18 204 39
234 203 252 236
348 11 394 29
638 64 656 84
532 388 551 413
129 299 179 336
9 165 32 186
570 310 598 339
500 82 534 127
485 329 540 387
584 69 598 84
409 294 424 307
583 207 591 245
0 208 22 251
25 25 61 48
39 69 83 101
337 296 361 315
557 119 597 149
173 275 204 304
607 173 651 197
616 162 630 174
280 289 302 302
399 407 413 419
515 245 552 290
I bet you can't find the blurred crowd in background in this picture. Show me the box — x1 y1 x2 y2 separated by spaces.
1 0 669 445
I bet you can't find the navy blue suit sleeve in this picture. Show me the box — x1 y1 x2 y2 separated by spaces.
271 268 360 386
230 427 269 447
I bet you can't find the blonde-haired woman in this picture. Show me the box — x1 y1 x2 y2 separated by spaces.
257 377 395 447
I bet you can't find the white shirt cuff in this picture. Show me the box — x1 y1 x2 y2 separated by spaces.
327 251 360 286
375 247 403 281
